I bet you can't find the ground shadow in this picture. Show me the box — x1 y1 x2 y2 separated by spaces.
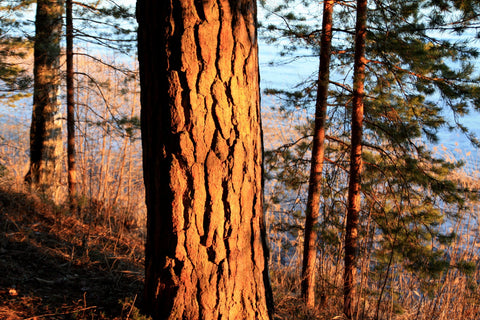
0 186 144 319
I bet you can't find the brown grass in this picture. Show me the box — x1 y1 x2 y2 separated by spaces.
0 179 145 319
263 108 480 320
1 78 480 319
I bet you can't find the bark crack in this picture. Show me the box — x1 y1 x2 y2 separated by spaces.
193 23 204 96
201 156 213 247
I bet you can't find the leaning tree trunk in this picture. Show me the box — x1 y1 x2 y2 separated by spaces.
301 0 335 309
137 0 273 319
26 0 64 195
344 0 367 318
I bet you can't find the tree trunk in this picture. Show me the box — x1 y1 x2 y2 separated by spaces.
137 0 273 319
26 0 64 195
66 0 76 208
301 0 335 309
344 0 367 318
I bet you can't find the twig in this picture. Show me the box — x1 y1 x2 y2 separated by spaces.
126 294 138 319
24 306 97 319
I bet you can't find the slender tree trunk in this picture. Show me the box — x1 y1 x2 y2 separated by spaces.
66 0 76 208
137 0 273 319
301 0 335 309
344 0 367 318
26 0 64 195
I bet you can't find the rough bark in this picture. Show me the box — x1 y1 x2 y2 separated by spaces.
66 0 77 207
137 0 273 319
344 0 367 318
26 0 64 195
301 0 335 309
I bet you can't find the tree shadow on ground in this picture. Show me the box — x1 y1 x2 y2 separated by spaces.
0 185 145 319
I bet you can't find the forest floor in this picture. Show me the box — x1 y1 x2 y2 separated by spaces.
0 181 146 319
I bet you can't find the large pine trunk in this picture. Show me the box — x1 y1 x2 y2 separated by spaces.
26 0 64 195
301 0 335 308
344 0 367 318
137 0 273 319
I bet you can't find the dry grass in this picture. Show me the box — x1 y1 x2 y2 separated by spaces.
263 107 480 320
1 137 479 319
1 81 480 319
0 178 146 319
0 52 147 319
267 214 480 320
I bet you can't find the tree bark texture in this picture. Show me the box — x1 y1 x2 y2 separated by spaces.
26 0 64 194
66 0 77 207
137 0 273 319
301 0 335 309
344 0 367 318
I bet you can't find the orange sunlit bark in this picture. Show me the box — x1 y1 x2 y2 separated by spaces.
301 0 335 309
344 0 367 318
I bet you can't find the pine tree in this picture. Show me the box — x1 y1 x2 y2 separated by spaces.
301 0 335 308
71 0 135 53
344 0 367 317
25 0 64 195
262 0 480 314
137 0 273 318
0 0 33 107
65 0 136 206
66 0 76 208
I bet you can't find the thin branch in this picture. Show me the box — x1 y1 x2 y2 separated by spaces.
24 306 97 320
74 52 137 77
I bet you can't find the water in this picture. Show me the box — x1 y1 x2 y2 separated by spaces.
2 20 478 174
258 39 480 176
